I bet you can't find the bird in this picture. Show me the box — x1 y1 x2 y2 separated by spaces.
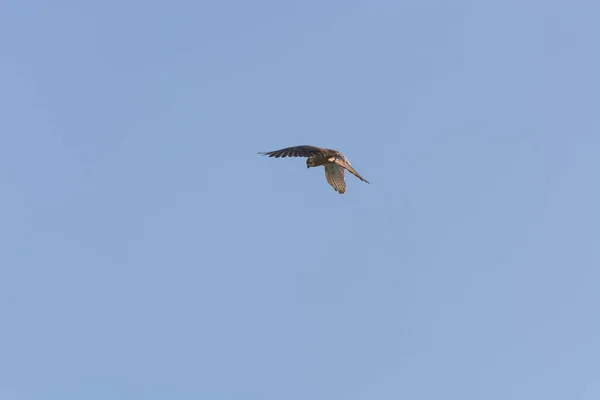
258 145 369 194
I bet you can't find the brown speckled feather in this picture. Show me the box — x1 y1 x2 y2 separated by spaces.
325 164 347 194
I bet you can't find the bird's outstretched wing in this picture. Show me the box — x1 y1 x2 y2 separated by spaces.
324 164 347 194
258 145 326 158
333 154 370 184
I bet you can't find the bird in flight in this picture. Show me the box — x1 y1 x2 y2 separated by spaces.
259 145 369 194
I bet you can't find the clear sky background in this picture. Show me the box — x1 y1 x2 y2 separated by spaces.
1 1 599 399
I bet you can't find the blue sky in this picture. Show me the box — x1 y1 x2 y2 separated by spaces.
1 0 599 399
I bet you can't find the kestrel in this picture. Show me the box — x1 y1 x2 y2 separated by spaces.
259 145 369 194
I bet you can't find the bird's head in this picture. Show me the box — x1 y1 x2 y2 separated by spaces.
306 158 316 168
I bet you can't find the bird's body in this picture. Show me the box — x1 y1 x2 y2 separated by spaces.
259 145 369 194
